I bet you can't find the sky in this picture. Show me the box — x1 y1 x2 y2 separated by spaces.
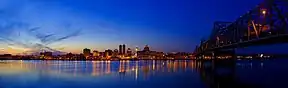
0 0 264 54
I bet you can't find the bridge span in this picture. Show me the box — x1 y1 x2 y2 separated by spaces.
194 0 288 58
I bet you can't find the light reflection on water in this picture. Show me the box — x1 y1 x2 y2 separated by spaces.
1 59 288 88
17 60 198 78
0 60 205 88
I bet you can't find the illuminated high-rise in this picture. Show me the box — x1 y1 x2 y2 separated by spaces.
119 45 123 55
122 44 126 55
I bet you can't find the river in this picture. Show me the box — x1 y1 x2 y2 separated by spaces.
0 59 286 88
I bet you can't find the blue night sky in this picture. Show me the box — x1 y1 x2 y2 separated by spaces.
0 0 275 54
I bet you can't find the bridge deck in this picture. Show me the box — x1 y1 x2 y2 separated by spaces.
196 34 288 55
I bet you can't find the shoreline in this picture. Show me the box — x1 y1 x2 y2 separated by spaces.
0 58 196 61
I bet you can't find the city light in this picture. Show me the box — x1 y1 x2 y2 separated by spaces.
262 9 266 15
0 44 194 60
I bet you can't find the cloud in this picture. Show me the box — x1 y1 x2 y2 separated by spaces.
0 0 126 54
0 0 85 54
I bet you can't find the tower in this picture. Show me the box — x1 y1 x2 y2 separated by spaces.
119 45 123 55
122 44 126 55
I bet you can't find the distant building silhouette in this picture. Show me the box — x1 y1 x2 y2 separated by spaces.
127 48 132 57
135 47 140 57
83 48 91 58
144 45 150 51
105 49 113 59
40 52 52 59
113 49 119 57
44 52 53 59
66 53 73 59
135 47 139 51
122 44 126 55
137 45 164 59
119 45 123 55
93 50 99 57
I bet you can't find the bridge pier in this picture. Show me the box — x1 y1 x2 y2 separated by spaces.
211 49 236 69
199 59 259 88
212 49 236 60
195 49 236 62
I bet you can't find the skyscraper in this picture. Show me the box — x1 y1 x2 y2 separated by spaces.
119 45 123 55
123 44 126 55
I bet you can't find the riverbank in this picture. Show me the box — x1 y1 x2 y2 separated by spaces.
0 58 195 61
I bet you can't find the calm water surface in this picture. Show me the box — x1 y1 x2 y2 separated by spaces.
0 59 287 88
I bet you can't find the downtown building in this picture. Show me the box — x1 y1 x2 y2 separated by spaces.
137 45 165 59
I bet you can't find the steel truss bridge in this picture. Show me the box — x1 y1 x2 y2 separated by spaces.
194 0 288 57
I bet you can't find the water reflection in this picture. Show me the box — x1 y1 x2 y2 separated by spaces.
0 60 201 80
0 60 283 88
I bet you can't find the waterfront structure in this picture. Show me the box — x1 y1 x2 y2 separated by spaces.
127 48 132 57
40 52 53 59
137 45 164 59
44 52 53 59
66 53 74 59
143 45 150 51
135 47 139 57
166 52 189 59
113 49 119 57
104 49 113 59
83 48 91 58
0 54 12 59
93 50 100 57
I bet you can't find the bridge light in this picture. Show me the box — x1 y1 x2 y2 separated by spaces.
261 9 267 15
260 54 264 58
262 10 266 15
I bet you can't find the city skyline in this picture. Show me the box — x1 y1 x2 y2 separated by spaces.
0 0 263 54
0 0 286 88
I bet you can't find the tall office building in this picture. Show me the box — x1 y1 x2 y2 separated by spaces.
122 44 126 55
119 45 123 55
